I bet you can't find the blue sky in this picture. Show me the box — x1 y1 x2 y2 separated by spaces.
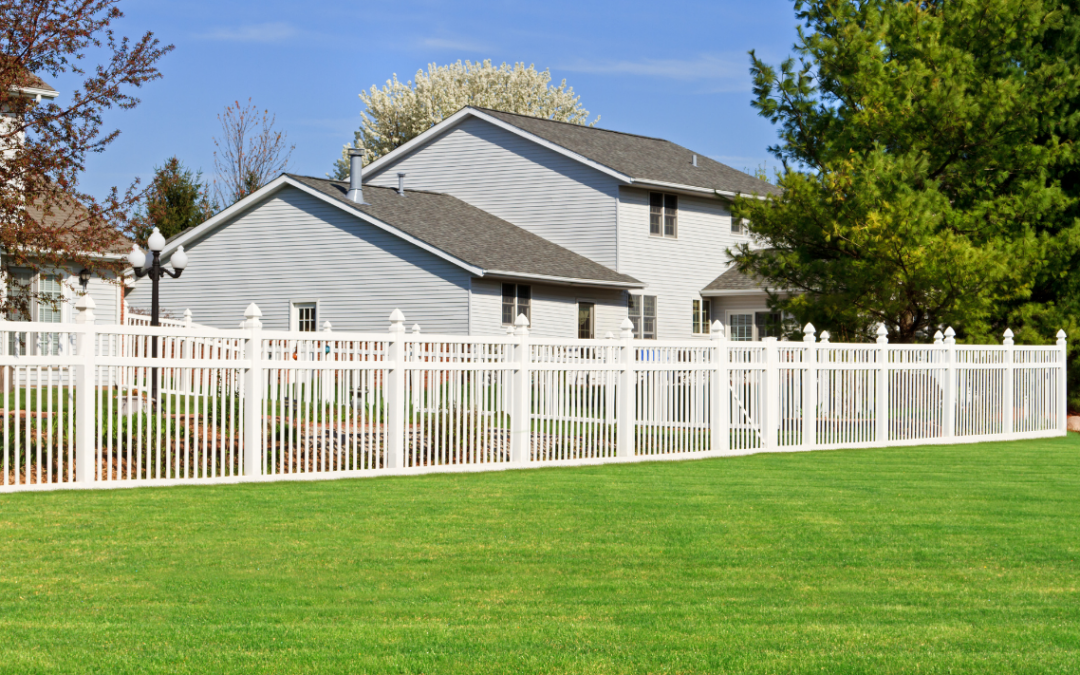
63 0 802 201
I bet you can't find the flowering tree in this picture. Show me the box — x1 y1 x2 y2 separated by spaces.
331 60 597 179
212 99 294 207
0 0 171 315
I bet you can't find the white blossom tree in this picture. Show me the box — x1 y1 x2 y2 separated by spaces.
330 60 597 179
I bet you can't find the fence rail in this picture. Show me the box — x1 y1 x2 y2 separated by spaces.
0 299 1068 492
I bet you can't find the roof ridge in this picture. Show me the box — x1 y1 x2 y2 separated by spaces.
288 174 446 196
468 107 672 144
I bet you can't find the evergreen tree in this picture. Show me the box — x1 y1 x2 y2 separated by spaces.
732 0 1080 405
133 157 215 244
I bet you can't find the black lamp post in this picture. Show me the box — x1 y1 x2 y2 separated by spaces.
128 228 189 402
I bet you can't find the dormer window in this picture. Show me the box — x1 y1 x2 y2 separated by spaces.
649 192 677 238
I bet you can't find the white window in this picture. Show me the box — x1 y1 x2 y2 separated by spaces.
692 299 711 335
649 192 677 238
5 268 66 355
731 216 747 235
628 294 657 339
291 301 318 332
577 302 595 339
727 310 782 341
501 284 531 326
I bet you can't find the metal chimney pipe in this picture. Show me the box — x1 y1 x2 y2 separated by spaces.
346 149 366 203
397 172 406 196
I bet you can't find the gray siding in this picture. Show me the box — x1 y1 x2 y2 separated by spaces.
82 273 121 325
366 117 621 269
127 187 472 332
470 278 626 338
618 187 745 339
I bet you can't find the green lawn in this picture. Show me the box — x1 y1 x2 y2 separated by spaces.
1 436 1078 674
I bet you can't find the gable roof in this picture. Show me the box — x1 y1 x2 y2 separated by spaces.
364 106 779 198
475 108 779 197
161 174 642 289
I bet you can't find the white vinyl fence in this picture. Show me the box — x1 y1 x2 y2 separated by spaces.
0 298 1068 492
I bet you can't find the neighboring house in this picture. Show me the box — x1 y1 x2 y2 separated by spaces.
130 107 781 339
1 74 127 335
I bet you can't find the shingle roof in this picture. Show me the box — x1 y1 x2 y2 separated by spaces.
288 175 642 287
702 265 764 292
473 108 780 196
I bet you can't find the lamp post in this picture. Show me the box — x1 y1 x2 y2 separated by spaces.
128 227 189 402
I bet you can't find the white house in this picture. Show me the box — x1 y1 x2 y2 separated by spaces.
1 73 126 332
130 107 781 339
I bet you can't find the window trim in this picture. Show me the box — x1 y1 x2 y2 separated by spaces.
692 298 712 335
577 301 596 340
289 299 321 332
648 191 678 239
726 308 783 341
501 283 531 327
627 293 657 340
4 267 71 324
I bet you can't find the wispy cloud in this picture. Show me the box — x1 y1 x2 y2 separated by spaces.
561 54 751 91
198 22 300 43
419 37 493 53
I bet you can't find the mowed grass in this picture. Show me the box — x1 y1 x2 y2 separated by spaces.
1 436 1078 674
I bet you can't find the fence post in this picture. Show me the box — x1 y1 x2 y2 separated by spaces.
943 326 956 440
710 320 728 455
74 295 97 485
617 318 636 458
876 324 889 446
386 309 406 469
243 303 263 477
762 337 778 451
183 309 192 328
510 314 532 464
803 323 817 450
1002 328 1014 438
1057 330 1068 433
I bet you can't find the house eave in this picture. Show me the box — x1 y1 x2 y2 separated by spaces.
630 178 772 201
483 269 644 290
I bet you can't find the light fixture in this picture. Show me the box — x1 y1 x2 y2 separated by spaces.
130 230 190 402
170 245 188 271
78 268 91 290
128 245 146 270
147 227 166 253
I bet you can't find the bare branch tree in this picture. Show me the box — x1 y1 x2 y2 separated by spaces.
0 0 173 315
212 99 294 206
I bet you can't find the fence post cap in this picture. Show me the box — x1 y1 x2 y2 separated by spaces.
876 323 888 344
322 321 333 332
505 324 514 335
1003 328 1014 346
710 320 725 340
514 313 530 336
183 308 193 326
389 308 405 323
244 303 262 319
1057 329 1067 343
75 294 96 324
605 331 614 339
944 326 955 337
410 323 420 334
803 322 816 342
819 330 830 343
619 317 634 339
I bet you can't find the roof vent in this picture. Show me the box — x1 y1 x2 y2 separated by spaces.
397 172 406 196
346 149 366 204
692 154 698 167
